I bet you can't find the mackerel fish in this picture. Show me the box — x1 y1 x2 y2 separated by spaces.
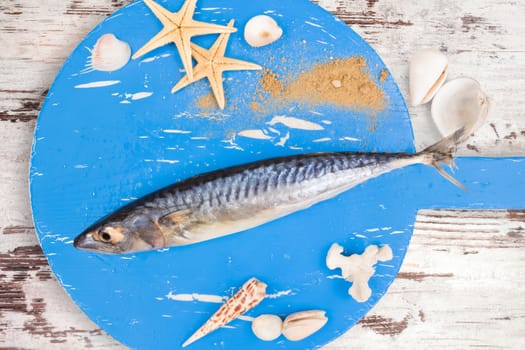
74 129 465 254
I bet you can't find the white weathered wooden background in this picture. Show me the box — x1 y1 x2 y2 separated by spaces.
1 0 524 348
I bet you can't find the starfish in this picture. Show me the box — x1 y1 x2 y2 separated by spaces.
132 0 236 81
171 20 262 109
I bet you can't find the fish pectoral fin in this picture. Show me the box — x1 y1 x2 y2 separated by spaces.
158 209 193 228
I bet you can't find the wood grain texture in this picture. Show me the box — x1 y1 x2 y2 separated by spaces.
1 0 524 349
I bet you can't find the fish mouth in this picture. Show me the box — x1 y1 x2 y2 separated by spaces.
73 232 97 250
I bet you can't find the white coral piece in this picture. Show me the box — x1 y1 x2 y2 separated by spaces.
326 243 393 302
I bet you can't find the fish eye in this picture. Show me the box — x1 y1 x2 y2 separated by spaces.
100 231 112 242
94 226 126 244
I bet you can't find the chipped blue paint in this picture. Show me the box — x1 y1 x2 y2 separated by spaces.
30 0 524 349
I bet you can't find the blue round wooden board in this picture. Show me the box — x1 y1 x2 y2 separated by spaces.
30 0 524 349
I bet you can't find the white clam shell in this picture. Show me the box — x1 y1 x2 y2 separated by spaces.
409 48 448 106
251 314 283 341
282 310 328 341
91 33 131 72
431 77 490 140
244 15 283 48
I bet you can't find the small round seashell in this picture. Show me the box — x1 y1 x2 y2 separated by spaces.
251 314 283 341
90 33 131 72
244 15 283 48
431 77 491 141
409 48 448 106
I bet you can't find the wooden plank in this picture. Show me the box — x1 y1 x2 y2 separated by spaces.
326 210 525 349
314 0 525 156
0 0 524 349
2 207 523 348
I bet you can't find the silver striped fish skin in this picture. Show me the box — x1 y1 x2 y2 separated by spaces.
73 129 464 254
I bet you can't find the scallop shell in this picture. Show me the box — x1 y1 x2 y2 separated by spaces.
251 314 283 341
88 33 131 72
244 15 283 48
431 77 490 141
182 278 267 347
282 310 328 341
409 48 448 106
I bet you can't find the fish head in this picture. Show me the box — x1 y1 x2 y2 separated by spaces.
74 215 166 254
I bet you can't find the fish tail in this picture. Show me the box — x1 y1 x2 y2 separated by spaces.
420 127 467 190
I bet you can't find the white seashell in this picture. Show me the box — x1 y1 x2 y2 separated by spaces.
251 314 283 341
89 33 131 72
244 15 283 48
182 278 267 347
431 77 491 141
409 48 448 106
282 310 328 341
